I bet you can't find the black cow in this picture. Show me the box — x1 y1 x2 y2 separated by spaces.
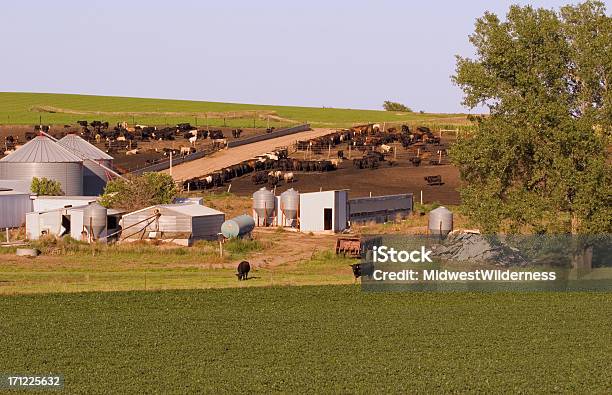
236 261 251 281
350 263 374 281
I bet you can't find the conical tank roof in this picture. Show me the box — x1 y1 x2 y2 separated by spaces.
58 134 113 160
0 135 83 163
253 187 275 218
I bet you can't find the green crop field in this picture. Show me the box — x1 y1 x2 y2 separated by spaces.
0 92 469 128
0 286 610 393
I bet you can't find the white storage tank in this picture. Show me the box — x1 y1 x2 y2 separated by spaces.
0 136 83 195
253 187 275 226
428 206 453 237
280 188 299 227
221 215 256 238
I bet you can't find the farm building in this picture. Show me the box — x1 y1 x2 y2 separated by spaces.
32 195 98 212
0 136 84 195
58 134 114 195
298 190 348 233
120 204 225 245
0 189 33 228
348 193 413 224
25 202 121 242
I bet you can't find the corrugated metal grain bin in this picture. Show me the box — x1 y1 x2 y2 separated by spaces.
58 134 114 196
0 136 83 195
120 204 225 245
0 190 33 228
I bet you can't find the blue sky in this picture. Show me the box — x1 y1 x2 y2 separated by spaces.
1 0 607 113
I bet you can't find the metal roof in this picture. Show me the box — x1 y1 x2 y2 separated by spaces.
164 204 224 217
0 136 83 163
125 203 224 218
58 134 113 161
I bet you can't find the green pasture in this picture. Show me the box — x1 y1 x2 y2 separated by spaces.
0 286 609 393
0 92 468 128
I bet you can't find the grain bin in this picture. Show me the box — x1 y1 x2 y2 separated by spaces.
428 206 453 237
0 136 83 195
83 202 107 240
253 187 275 226
221 215 256 238
280 188 299 226
58 134 113 196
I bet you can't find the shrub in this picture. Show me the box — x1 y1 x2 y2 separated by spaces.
31 177 62 195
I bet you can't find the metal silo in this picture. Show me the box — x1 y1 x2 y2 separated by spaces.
253 187 275 226
221 215 256 238
280 188 299 226
428 206 453 237
59 134 114 196
0 136 83 195
83 202 107 240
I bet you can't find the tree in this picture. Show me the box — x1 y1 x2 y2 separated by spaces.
99 173 178 211
383 101 413 112
31 177 63 196
451 1 611 234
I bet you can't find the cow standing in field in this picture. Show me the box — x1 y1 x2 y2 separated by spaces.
350 263 374 283
236 261 251 281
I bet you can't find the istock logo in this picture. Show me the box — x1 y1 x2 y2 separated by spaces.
373 246 433 263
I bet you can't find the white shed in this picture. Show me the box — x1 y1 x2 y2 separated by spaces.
26 205 90 241
120 204 225 245
299 190 348 233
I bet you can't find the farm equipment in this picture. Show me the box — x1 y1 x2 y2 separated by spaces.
335 237 362 258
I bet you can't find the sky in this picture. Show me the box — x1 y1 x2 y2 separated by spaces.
1 0 607 113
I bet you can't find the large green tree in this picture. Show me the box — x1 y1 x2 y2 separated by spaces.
100 173 178 211
451 1 611 234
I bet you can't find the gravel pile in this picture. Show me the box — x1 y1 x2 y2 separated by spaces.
433 233 527 267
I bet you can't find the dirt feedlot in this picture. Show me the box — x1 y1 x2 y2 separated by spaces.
221 162 461 203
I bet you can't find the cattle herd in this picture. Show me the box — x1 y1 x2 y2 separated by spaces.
182 123 448 191
2 121 241 157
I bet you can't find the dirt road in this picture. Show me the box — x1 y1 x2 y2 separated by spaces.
165 128 335 181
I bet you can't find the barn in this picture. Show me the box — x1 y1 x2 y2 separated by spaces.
120 204 225 245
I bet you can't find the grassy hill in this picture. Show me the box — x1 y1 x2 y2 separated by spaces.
0 92 469 128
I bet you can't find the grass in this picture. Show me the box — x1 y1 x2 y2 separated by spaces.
0 92 468 128
0 232 353 294
0 286 609 393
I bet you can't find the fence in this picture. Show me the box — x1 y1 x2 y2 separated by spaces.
226 124 310 148
129 147 216 175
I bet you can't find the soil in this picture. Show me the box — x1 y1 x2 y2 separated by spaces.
209 139 462 204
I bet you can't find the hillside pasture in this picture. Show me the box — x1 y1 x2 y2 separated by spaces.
0 92 469 128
